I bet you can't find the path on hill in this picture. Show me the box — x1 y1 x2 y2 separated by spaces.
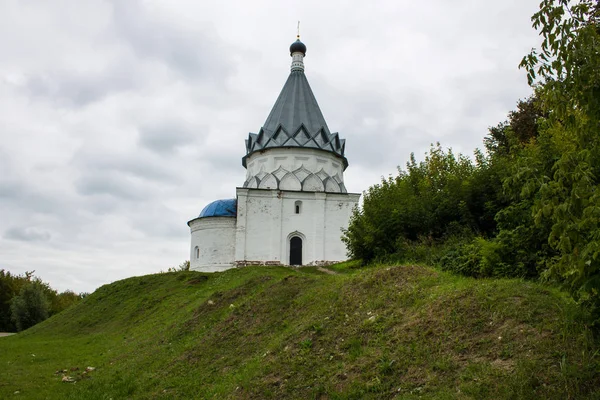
0 333 16 337
316 266 337 275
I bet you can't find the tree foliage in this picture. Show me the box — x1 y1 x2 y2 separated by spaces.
0 270 31 331
519 0 600 317
10 282 50 332
0 269 83 332
342 143 501 263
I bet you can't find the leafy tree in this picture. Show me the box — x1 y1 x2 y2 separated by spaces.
484 94 547 156
520 0 600 318
0 270 35 331
343 144 500 263
50 290 83 315
10 282 50 332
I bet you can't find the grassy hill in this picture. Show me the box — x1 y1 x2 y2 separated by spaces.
0 264 598 399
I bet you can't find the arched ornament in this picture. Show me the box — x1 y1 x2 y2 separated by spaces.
258 173 278 189
325 178 341 193
302 173 325 192
244 176 259 189
279 172 302 191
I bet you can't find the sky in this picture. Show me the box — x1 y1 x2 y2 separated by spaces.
0 0 543 293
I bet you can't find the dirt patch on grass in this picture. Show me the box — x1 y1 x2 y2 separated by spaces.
490 358 515 372
186 275 209 285
316 267 337 275
363 265 438 289
196 276 274 315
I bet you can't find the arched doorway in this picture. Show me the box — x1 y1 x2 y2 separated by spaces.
290 236 302 265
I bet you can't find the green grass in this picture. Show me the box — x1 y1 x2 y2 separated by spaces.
1 264 598 399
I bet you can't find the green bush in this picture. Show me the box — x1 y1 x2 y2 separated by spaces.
342 144 501 264
10 283 50 332
438 237 541 279
438 240 483 277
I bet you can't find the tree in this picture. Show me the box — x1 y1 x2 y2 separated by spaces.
10 283 50 332
50 290 83 315
342 144 497 263
0 270 36 331
484 94 547 156
520 0 600 319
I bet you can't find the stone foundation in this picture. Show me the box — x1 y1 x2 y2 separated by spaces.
234 260 283 267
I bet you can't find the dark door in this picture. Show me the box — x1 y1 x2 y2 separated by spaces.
290 236 302 265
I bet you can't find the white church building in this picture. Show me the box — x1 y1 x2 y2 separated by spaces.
188 36 360 272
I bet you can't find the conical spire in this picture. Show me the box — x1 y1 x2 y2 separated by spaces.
242 37 347 169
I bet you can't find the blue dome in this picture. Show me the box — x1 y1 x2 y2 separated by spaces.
199 199 237 218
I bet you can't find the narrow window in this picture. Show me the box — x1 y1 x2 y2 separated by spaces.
295 200 302 214
195 246 200 259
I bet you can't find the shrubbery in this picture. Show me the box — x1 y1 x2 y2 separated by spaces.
342 144 500 263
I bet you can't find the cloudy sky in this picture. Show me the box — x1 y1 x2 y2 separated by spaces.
0 0 542 293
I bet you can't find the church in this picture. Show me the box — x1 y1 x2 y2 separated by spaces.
187 36 360 272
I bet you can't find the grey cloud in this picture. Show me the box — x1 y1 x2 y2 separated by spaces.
75 172 149 201
0 181 65 215
72 151 182 185
108 1 235 81
5 226 52 242
201 148 243 173
323 87 430 169
133 212 187 239
138 123 198 155
14 0 237 109
346 122 433 170
0 181 23 199
0 148 14 176
23 66 138 107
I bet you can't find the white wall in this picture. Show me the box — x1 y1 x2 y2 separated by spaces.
235 188 360 265
324 194 358 260
188 217 236 272
243 148 347 193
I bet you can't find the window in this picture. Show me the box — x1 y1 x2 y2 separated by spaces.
194 246 199 259
295 200 302 214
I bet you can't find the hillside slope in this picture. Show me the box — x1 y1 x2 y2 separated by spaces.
0 265 598 399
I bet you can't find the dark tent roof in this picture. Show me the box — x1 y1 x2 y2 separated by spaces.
242 39 347 169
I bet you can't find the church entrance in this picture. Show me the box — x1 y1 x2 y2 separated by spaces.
290 236 302 265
